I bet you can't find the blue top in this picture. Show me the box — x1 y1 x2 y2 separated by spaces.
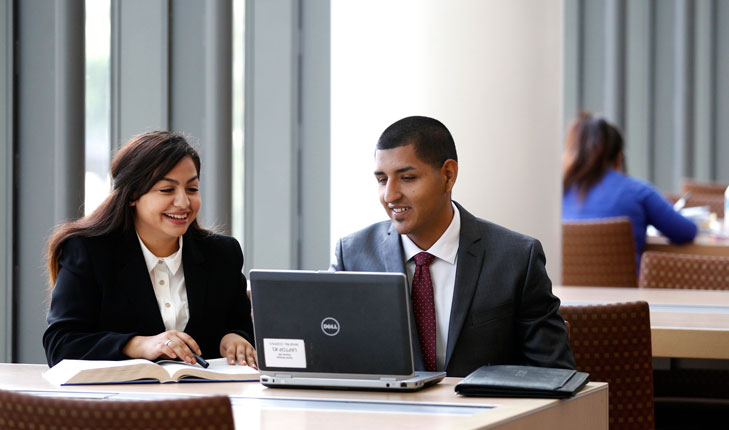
562 169 697 268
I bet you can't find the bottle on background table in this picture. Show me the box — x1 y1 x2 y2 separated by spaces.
724 185 729 235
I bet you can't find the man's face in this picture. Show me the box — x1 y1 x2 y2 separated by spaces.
374 144 457 249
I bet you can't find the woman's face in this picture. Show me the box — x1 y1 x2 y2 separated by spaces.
131 156 201 253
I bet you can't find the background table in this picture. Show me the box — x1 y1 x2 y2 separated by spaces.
646 228 729 257
0 363 607 430
554 285 729 359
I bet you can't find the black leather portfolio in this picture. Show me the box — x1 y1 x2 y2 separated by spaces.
455 365 590 398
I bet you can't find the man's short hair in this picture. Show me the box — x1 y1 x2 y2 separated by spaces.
376 116 458 168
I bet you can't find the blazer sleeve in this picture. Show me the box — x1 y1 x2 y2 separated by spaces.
516 239 576 370
42 237 137 366
220 237 255 345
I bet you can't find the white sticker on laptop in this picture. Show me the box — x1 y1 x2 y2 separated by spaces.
263 338 306 368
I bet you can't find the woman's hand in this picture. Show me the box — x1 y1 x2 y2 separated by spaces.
123 330 201 364
220 333 257 369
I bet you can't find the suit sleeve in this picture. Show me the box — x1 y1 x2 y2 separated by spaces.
330 238 345 271
221 237 255 346
42 238 136 366
516 240 576 370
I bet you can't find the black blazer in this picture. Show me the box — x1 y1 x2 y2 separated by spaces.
332 202 576 377
43 229 254 367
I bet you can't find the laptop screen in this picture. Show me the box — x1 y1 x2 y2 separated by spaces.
250 270 414 377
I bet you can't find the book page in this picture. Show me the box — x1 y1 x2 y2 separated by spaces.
43 359 169 385
44 358 259 385
163 358 259 381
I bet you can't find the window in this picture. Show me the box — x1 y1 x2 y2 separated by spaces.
84 0 111 215
232 0 245 244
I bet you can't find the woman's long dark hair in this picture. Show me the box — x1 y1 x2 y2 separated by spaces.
562 112 625 199
46 131 204 288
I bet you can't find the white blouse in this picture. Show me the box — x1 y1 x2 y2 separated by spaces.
137 235 190 332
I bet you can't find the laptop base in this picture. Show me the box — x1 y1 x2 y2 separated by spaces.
260 371 446 392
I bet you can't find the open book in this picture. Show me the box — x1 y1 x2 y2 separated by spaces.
43 358 259 385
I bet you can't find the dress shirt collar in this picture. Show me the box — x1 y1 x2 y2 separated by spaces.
401 202 460 264
137 233 184 276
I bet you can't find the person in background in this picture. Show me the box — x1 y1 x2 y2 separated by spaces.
43 131 256 368
332 116 575 377
562 112 697 268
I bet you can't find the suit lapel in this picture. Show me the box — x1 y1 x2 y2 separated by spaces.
181 233 205 331
380 224 406 273
380 223 426 371
116 230 166 332
445 203 485 368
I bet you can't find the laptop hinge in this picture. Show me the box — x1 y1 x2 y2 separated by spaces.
379 377 397 381
274 374 293 378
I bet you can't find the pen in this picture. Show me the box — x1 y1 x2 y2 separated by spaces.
192 352 209 368
673 191 691 211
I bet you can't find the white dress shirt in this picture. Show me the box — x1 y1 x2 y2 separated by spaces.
401 202 460 371
137 235 190 332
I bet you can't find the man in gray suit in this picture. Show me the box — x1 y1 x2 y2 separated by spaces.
332 116 575 377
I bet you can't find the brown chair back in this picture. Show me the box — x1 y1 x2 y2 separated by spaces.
560 301 654 430
0 390 234 430
639 251 729 290
681 178 728 196
685 193 724 218
562 217 638 287
667 192 725 218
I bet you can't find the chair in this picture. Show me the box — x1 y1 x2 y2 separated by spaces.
562 217 638 287
640 252 729 426
639 251 729 290
687 193 724 218
0 390 234 430
665 192 725 218
560 301 654 430
681 178 728 196
639 248 729 422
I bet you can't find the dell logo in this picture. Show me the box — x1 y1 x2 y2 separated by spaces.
321 317 340 336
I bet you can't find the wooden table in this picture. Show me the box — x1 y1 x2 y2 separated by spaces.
0 363 607 430
646 226 729 257
554 285 729 359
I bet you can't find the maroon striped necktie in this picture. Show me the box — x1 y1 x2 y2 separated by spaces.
412 252 437 371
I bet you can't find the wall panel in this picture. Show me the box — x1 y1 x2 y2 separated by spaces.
566 0 729 191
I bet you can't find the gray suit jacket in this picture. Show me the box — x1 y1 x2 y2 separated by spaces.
332 202 575 376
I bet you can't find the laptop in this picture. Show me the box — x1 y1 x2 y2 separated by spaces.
249 269 446 391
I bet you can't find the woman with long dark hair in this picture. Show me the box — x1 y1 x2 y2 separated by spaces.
43 131 256 368
562 113 697 268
